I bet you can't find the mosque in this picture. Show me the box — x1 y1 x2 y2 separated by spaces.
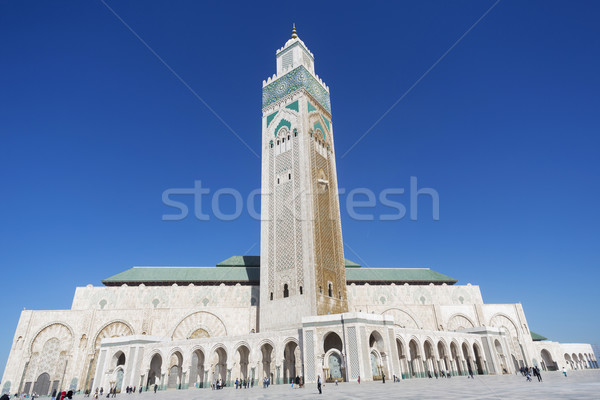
1 28 596 396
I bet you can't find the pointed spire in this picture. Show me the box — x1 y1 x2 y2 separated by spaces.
291 23 298 39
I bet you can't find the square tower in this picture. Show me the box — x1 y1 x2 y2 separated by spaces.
260 27 348 331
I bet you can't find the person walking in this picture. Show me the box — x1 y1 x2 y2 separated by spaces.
562 367 567 377
357 375 360 384
535 366 542 382
317 374 322 394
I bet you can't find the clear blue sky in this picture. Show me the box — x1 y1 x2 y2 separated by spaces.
1 0 599 376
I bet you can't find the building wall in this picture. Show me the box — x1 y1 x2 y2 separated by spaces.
1 283 597 395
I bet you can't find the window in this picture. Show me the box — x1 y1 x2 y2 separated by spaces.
319 286 322 294
270 292 273 301
299 286 303 295
294 130 298 137
339 291 342 299
283 284 289 298
277 177 280 184
270 142 273 148
328 283 333 297
288 173 291 180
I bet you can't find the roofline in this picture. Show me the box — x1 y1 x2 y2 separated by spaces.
102 280 259 287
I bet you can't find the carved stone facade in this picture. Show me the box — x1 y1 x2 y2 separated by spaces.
1 29 597 397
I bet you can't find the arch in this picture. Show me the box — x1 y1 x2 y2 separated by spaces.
323 331 343 353
472 342 485 374
446 314 476 331
450 341 463 376
382 308 420 329
114 367 125 392
32 372 51 396
275 119 292 137
147 353 162 388
260 342 274 381
112 351 126 368
437 339 449 360
283 284 289 298
423 339 436 377
408 338 421 378
167 350 183 389
171 311 227 340
369 330 385 354
396 337 408 379
462 342 473 373
489 314 523 369
29 322 74 354
370 349 384 380
27 323 73 392
210 347 227 384
325 349 343 381
92 320 134 350
233 342 251 382
283 341 300 383
511 354 519 371
437 340 450 374
494 339 508 374
541 349 557 371
488 314 520 339
189 348 206 388
85 320 133 391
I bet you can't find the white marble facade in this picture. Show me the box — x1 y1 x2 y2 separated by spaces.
2 29 597 396
1 281 597 395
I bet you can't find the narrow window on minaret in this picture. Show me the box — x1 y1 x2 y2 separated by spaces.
283 284 289 298
299 286 303 295
288 173 291 180
328 283 333 297
270 292 273 301
277 177 280 184
319 286 322 294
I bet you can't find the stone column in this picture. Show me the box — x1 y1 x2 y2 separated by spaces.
181 370 188 389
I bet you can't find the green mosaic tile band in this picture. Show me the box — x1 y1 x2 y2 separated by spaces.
263 65 331 113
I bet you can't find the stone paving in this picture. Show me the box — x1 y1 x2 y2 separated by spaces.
78 370 600 400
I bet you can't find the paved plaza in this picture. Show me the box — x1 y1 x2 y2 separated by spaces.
76 370 600 400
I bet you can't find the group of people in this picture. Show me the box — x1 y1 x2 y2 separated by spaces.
233 378 252 389
211 379 224 390
289 376 304 388
262 377 271 388
520 366 543 382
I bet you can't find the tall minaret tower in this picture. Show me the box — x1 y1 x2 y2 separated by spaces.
260 26 348 331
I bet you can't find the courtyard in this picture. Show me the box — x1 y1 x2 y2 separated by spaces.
81 370 600 400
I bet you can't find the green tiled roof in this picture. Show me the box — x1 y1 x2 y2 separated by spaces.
345 268 456 284
530 331 547 341
102 266 455 286
102 266 260 286
216 256 361 268
344 259 361 268
216 256 260 267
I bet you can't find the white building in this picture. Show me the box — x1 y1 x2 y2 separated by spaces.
1 27 597 396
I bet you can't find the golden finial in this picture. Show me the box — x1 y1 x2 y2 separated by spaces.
291 23 298 39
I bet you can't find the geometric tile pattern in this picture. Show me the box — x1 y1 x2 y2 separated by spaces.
263 66 331 113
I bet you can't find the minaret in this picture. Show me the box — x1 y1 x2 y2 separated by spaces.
260 27 348 331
